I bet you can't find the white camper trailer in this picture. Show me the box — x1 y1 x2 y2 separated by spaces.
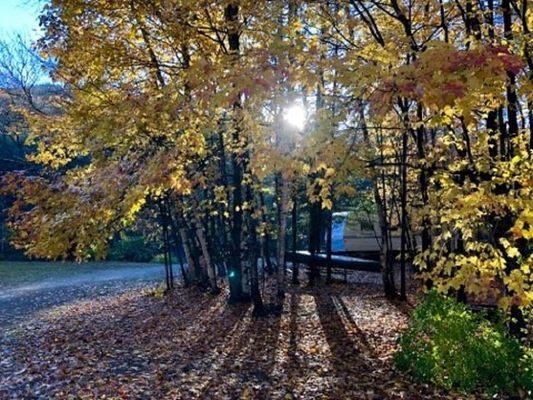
329 211 404 253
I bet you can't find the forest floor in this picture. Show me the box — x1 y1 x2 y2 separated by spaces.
0 270 474 399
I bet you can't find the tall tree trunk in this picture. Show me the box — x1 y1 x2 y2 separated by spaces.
375 171 396 298
225 3 245 303
162 228 171 291
415 105 431 255
326 207 333 284
215 127 231 277
359 101 396 297
307 193 323 286
179 226 197 284
482 0 506 313
160 203 173 291
167 210 189 286
276 175 289 304
400 130 408 300
502 0 519 146
500 0 525 337
247 187 265 316
291 190 299 284
196 226 220 294
258 191 274 274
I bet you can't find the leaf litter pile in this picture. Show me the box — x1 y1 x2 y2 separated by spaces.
1 279 469 399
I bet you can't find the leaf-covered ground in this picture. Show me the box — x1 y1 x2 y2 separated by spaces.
1 277 472 399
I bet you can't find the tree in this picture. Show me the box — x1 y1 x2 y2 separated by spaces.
3 0 531 333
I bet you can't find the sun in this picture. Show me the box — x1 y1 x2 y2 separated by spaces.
283 103 307 131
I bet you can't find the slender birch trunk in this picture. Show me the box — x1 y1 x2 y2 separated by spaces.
196 226 220 294
276 176 289 304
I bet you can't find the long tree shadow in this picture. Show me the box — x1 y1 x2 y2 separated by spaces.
308 287 408 398
335 295 380 360
281 288 311 396
147 294 252 397
200 304 283 399
303 285 456 399
3 285 452 400
287 290 300 368
3 288 253 399
311 289 371 374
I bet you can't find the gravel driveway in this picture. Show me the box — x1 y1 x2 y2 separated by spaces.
0 262 167 330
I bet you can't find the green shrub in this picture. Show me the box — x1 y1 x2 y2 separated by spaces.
108 234 159 262
151 253 166 263
395 291 531 396
518 347 533 394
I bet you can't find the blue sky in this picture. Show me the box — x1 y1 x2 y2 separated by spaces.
0 0 43 37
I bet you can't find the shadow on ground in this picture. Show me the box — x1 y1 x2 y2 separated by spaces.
1 282 459 399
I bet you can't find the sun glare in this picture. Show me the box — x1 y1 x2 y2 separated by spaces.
283 103 307 131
